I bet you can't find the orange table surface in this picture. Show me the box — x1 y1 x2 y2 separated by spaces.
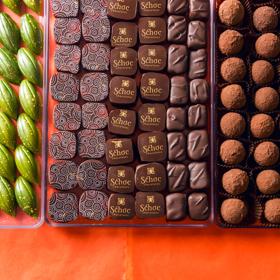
0 225 279 279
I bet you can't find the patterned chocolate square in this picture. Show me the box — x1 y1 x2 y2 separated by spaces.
52 0 79 17
82 103 108 129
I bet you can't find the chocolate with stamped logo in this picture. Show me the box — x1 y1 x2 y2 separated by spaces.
111 22 137 47
139 0 166 16
109 194 135 219
107 0 137 20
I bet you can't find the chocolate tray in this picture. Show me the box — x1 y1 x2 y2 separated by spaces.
213 0 280 228
0 2 48 228
45 0 215 227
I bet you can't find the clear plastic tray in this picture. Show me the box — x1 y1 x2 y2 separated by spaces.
0 1 48 228
45 0 215 227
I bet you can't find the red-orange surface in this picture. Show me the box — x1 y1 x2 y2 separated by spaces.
0 226 280 279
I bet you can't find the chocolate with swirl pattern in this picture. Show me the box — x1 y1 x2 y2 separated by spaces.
80 0 107 14
52 0 79 17
82 103 108 129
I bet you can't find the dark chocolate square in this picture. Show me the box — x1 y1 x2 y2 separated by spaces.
166 107 186 131
107 0 137 20
167 0 187 14
139 0 166 16
82 43 110 71
77 129 105 159
189 79 209 104
189 0 209 20
108 194 135 219
53 103 81 131
50 73 79 102
54 45 81 74
189 49 207 79
54 18 81 45
111 22 137 47
187 21 206 49
187 129 209 160
168 44 188 74
80 0 107 14
170 76 188 105
167 15 187 43
188 104 207 128
80 73 108 102
166 193 187 220
167 162 188 192
82 103 108 129
188 192 209 220
167 132 186 161
82 13 110 43
52 0 79 17
188 162 209 189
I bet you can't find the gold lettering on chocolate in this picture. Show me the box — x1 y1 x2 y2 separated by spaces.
140 1 162 10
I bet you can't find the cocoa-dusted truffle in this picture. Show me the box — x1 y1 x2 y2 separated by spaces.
254 87 279 112
256 170 280 194
221 198 247 224
222 169 249 195
221 57 246 83
253 6 278 32
250 114 275 139
220 84 246 109
218 0 245 26
220 112 246 137
254 141 279 166
251 60 274 85
264 198 280 223
220 139 246 165
255 33 280 58
218 29 244 55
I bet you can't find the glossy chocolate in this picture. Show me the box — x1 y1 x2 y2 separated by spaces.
170 76 188 105
167 132 186 161
138 131 167 162
168 44 188 74
167 162 188 192
108 109 136 135
167 0 187 14
188 104 207 128
139 17 166 44
139 0 166 16
106 138 134 165
111 47 138 76
188 192 209 220
135 162 166 191
107 166 135 193
189 0 209 20
140 72 169 101
187 130 209 160
190 79 209 104
109 76 137 104
108 194 135 219
107 0 137 20
188 21 206 49
135 192 165 218
188 162 209 189
166 107 186 131
111 22 137 47
138 103 166 132
138 45 167 71
167 15 187 43
166 193 187 220
189 49 207 79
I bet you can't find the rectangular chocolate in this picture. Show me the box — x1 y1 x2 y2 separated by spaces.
189 0 209 20
168 44 188 74
167 15 187 43
170 76 188 105
188 193 209 220
135 162 166 192
189 49 207 79
111 22 137 47
139 17 166 44
107 0 137 20
108 194 135 219
187 21 206 49
188 104 207 128
189 79 209 104
166 107 186 131
166 193 187 220
167 132 186 161
167 162 188 192
187 129 209 161
167 0 187 14
107 166 135 193
135 192 165 218
139 0 166 16
188 162 209 189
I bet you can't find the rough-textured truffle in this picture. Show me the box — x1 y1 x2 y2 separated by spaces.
220 112 246 137
220 84 246 109
254 141 279 166
264 198 280 223
218 0 245 26
220 139 246 165
255 33 280 58
221 57 246 82
253 6 278 32
221 198 247 224
219 29 244 55
254 87 279 112
222 169 249 195
256 170 280 194
251 60 274 85
250 114 275 139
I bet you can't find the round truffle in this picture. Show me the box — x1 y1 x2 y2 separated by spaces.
222 169 249 195
250 114 275 139
221 57 246 83
264 198 280 223
256 170 280 194
220 112 246 137
252 60 274 85
254 87 279 112
220 84 246 109
255 33 280 58
253 6 278 32
218 0 245 26
254 141 279 166
219 29 244 55
221 198 247 224
220 139 246 165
